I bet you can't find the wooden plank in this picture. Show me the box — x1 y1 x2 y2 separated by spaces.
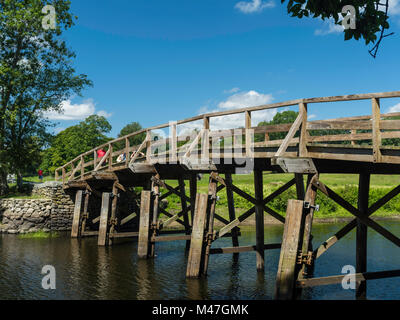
92 216 100 224
307 120 372 131
179 178 191 250
202 117 210 160
245 111 252 157
71 190 83 238
210 243 281 254
150 176 160 257
254 170 265 271
186 193 208 278
170 121 178 163
109 232 139 238
297 269 400 288
275 199 305 300
138 190 152 258
80 191 90 234
217 207 256 239
189 174 197 225
98 193 111 246
120 212 137 225
295 173 305 200
356 173 370 299
372 98 382 162
108 183 119 246
153 235 191 242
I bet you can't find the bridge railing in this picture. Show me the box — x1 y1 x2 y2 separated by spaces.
55 91 400 183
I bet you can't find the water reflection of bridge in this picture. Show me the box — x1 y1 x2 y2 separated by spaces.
57 91 400 299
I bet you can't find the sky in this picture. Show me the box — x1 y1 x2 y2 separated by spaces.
47 0 400 137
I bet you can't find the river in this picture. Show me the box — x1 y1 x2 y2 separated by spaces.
0 221 399 300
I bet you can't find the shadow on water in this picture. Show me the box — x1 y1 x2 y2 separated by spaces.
0 221 399 299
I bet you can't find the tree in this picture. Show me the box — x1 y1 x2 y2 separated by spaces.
116 121 146 149
41 115 112 174
281 0 394 57
0 0 92 194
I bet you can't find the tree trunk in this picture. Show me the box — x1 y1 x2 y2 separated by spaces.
0 168 9 196
17 172 23 193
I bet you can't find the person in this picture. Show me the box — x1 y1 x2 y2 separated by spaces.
97 148 106 159
116 153 126 163
38 169 43 182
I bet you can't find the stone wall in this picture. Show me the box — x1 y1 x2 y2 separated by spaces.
0 181 75 234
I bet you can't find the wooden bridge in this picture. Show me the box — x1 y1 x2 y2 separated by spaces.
56 91 400 300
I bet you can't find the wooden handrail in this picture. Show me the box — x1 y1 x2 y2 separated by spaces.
55 91 400 179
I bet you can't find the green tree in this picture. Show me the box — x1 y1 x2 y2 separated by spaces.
281 0 393 57
41 115 111 174
0 0 92 194
115 121 146 150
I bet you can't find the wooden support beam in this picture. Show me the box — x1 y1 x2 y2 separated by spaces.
138 190 152 259
203 174 218 276
245 111 252 157
299 174 318 279
179 178 191 250
98 192 111 246
120 212 137 225
108 183 119 246
295 173 305 200
150 175 160 258
275 112 303 157
356 173 370 299
297 269 400 288
210 243 281 255
225 173 239 248
275 200 305 300
189 174 197 226
80 190 90 235
315 183 400 259
186 193 208 278
254 170 265 272
71 190 83 238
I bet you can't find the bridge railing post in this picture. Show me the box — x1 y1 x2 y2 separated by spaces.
299 102 308 158
372 97 382 163
202 116 210 161
245 111 252 158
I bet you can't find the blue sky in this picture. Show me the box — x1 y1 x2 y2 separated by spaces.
49 0 400 137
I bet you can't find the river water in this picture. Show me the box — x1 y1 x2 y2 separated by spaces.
0 221 399 300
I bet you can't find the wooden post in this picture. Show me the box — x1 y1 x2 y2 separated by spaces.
299 174 318 279
170 122 178 163
80 190 90 235
125 137 129 166
150 178 160 258
98 192 111 246
225 173 239 248
295 173 305 200
138 190 152 259
146 131 151 163
351 130 356 146
108 144 113 170
94 150 98 169
202 117 210 161
80 156 84 180
189 174 197 225
299 102 308 157
71 190 83 238
202 175 218 276
179 178 191 250
372 98 382 163
186 193 208 278
245 111 252 157
254 170 264 271
108 183 119 246
356 173 370 299
275 200 305 300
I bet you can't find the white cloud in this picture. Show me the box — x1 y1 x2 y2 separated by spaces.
308 114 317 120
235 0 275 14
389 0 400 15
43 99 112 121
97 110 113 118
388 103 400 113
192 90 276 131
315 19 344 36
224 87 240 94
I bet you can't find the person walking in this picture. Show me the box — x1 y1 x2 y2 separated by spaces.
38 169 43 182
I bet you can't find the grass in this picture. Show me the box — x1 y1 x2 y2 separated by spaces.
18 231 59 239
